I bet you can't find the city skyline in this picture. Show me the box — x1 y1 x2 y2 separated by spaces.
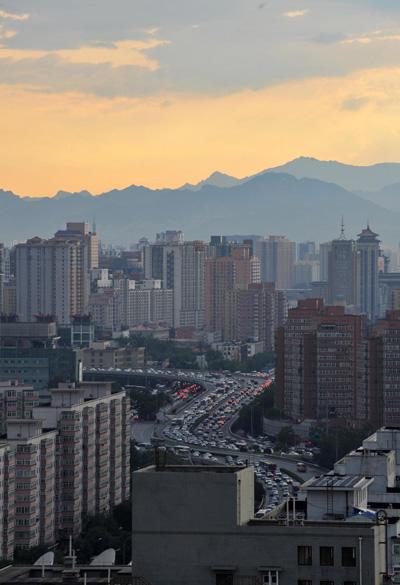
2 0 400 194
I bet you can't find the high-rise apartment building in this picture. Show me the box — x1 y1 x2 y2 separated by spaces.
145 241 206 328
369 310 400 427
327 234 359 307
224 283 287 351
357 225 381 320
15 223 97 325
0 442 15 559
276 299 367 422
256 235 295 289
0 243 4 315
55 222 99 269
15 237 89 324
0 380 131 555
32 381 130 538
166 241 206 328
7 419 57 550
205 245 258 336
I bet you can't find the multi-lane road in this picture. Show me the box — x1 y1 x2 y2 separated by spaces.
85 366 322 515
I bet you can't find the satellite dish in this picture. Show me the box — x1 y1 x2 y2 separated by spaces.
34 552 55 566
90 549 116 566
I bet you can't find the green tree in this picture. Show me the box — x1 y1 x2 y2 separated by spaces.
276 426 297 450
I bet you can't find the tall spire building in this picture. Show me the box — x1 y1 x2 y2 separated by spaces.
356 225 380 320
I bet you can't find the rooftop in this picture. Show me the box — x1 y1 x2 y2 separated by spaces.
136 464 247 474
303 474 372 490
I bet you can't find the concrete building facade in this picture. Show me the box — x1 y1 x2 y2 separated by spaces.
132 464 387 585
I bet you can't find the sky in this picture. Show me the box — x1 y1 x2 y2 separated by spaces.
1 0 400 196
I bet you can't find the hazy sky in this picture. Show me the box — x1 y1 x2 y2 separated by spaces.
1 0 400 195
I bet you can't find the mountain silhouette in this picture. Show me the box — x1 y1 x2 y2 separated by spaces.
268 156 400 192
1 171 399 246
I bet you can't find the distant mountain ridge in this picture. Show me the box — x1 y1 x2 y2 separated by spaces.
267 156 400 192
180 171 243 191
1 168 400 246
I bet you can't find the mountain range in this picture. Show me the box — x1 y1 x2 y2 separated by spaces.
1 157 400 246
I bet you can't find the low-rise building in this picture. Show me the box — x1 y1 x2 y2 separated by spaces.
0 380 39 433
132 464 389 585
81 344 145 370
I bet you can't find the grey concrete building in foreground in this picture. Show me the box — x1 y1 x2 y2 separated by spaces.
132 464 388 585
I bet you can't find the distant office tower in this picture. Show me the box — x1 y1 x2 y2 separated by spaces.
144 244 165 280
298 241 316 261
2 281 16 316
209 235 231 258
224 283 287 351
369 311 400 426
276 299 367 422
256 235 295 289
357 225 380 320
319 241 332 282
294 260 320 287
15 234 91 325
205 245 257 336
0 243 4 314
156 230 184 244
328 231 359 307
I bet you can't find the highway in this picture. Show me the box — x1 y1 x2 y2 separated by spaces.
85 366 322 512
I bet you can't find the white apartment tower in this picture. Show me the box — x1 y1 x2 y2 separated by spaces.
15 235 90 324
145 241 206 328
7 419 57 550
32 381 131 538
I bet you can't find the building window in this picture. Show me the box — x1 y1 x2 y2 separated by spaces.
215 574 233 585
263 571 279 585
298 546 313 566
341 547 356 567
320 547 334 566
298 581 312 585
320 582 334 585
343 582 356 585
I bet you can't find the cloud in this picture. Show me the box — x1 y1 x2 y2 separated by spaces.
283 9 309 18
1 65 400 196
0 38 169 70
342 31 400 45
0 10 29 21
143 27 159 36
341 96 371 110
0 27 17 40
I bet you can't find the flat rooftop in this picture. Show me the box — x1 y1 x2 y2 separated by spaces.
304 474 372 490
136 464 248 474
